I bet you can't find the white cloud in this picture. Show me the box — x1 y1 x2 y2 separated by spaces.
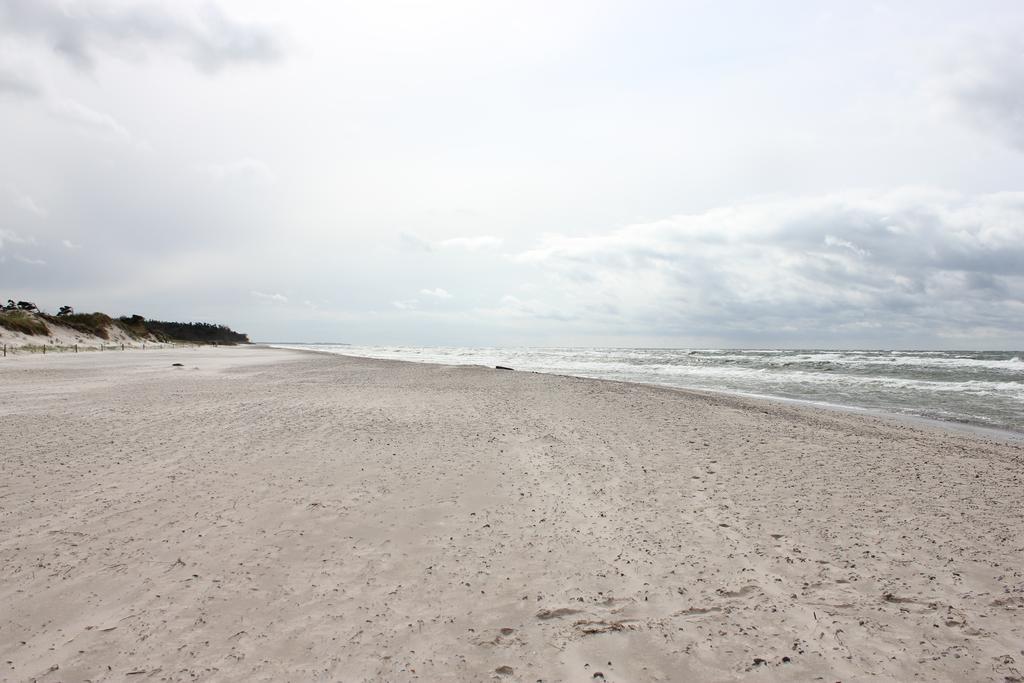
3 185 47 216
419 287 452 299
16 194 46 217
0 58 134 142
393 299 419 310
14 254 46 265
823 235 869 258
0 228 27 250
251 290 287 303
52 97 131 140
62 239 81 249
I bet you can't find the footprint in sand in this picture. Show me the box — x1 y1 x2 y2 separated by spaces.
716 585 760 599
536 607 583 620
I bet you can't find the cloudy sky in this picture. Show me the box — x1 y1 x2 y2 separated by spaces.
1 0 1022 348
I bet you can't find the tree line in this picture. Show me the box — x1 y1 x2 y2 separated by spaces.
142 319 250 344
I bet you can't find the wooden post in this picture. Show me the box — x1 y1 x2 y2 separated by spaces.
43 345 46 355
75 344 78 353
121 343 125 351
2 343 5 357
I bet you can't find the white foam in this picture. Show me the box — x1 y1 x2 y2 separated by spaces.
273 344 1024 432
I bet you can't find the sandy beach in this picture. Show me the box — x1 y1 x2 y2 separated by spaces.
1 346 1022 682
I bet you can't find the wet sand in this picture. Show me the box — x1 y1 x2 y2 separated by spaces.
1 346 1022 681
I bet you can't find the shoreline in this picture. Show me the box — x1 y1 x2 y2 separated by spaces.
3 346 1023 680
265 344 1024 445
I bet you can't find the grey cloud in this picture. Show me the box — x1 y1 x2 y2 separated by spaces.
477 295 579 323
0 65 39 97
939 38 1024 151
0 0 282 72
513 190 1024 344
187 3 281 72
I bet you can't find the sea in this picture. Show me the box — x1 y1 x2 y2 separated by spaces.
271 345 1024 435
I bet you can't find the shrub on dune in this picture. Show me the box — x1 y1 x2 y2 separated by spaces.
0 310 51 336
40 312 114 339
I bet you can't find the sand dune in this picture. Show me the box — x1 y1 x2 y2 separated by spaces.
0 317 151 351
1 347 1022 681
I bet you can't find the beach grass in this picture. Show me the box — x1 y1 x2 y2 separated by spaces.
40 312 114 339
0 310 50 336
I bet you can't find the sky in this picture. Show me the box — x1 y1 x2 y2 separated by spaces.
1 0 1022 348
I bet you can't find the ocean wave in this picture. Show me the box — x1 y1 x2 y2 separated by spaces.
274 344 1024 432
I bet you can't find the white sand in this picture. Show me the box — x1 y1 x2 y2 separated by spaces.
1 346 1022 681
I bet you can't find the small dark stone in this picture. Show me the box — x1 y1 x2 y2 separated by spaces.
495 665 514 675
753 658 767 666
172 363 184 367
782 656 791 664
